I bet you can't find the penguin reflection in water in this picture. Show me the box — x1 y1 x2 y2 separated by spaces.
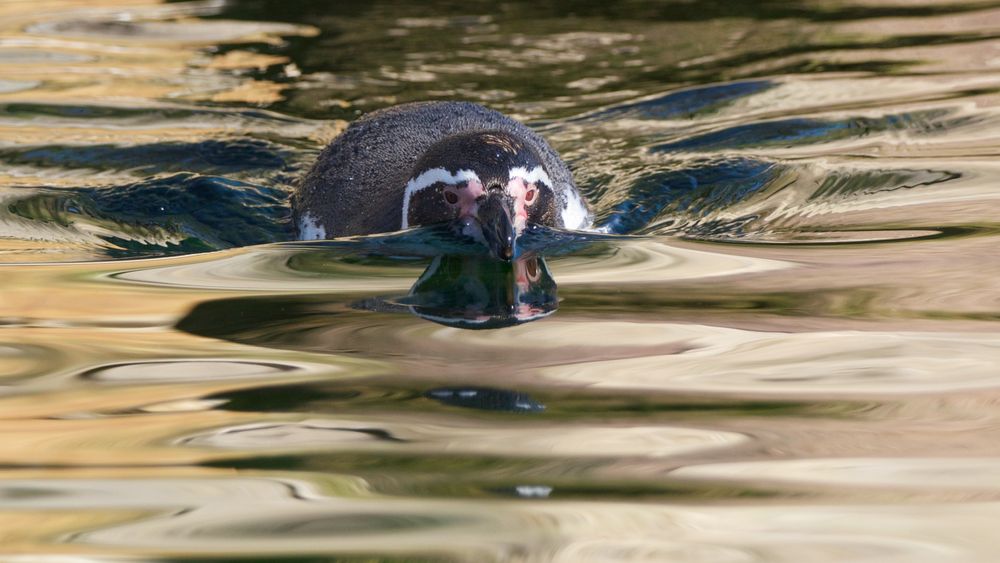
178 254 558 346
382 254 558 329
291 101 590 327
292 101 592 260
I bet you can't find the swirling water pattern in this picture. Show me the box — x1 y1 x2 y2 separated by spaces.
1 0 1000 561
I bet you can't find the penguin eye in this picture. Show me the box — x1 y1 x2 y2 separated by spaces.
524 188 536 204
444 191 459 205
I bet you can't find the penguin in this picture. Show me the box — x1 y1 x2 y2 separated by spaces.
292 101 591 260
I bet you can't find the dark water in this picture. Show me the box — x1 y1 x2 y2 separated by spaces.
2 0 1000 560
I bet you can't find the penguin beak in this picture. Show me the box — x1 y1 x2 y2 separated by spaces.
477 193 516 261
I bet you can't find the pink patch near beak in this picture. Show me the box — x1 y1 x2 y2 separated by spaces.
505 177 534 232
447 179 485 220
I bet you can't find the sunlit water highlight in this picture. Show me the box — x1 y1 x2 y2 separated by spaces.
1 0 1000 561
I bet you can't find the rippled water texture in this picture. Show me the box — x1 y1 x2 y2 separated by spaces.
2 0 1000 561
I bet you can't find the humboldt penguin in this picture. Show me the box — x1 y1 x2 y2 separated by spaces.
292 101 591 259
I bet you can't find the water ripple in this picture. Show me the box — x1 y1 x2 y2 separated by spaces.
181 418 747 459
2 0 1000 560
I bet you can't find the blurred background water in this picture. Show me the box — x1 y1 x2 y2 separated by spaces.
2 0 1000 561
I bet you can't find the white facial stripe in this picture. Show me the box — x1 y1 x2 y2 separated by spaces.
509 165 590 230
297 211 326 241
561 189 591 230
401 168 480 229
505 177 531 232
508 165 551 187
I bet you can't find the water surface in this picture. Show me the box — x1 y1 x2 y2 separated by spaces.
2 0 1000 560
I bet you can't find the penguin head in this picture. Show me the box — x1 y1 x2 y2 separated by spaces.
402 130 559 260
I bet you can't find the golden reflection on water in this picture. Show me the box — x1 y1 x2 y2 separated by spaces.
1 0 1000 561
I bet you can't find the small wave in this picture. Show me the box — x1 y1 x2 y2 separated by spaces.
567 80 776 123
0 138 289 177
649 109 968 153
3 173 292 258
